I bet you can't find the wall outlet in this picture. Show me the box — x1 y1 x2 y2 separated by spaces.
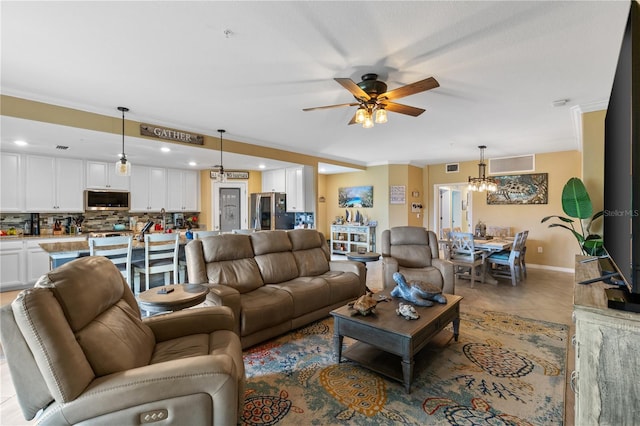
537 246 543 253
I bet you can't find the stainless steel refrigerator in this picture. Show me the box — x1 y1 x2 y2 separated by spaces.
250 192 295 230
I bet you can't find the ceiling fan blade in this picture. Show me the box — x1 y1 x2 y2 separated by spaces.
384 102 426 117
334 78 371 101
348 113 358 125
303 102 359 112
380 77 439 101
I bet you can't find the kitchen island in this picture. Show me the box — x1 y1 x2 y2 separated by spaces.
39 235 190 287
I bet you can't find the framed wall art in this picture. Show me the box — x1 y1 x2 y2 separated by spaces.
338 185 373 208
486 173 548 205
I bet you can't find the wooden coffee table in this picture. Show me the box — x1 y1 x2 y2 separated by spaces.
138 283 209 315
331 289 462 393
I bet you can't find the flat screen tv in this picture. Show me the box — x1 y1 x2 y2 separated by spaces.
603 0 640 310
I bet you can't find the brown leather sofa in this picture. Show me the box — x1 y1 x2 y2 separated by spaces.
381 226 455 293
185 229 366 349
0 256 245 425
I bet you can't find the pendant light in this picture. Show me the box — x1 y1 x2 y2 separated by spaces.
214 129 227 182
468 145 497 192
115 106 131 176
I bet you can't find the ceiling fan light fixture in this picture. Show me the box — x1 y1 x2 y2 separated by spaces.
355 107 366 124
115 106 131 177
362 113 374 128
375 108 387 124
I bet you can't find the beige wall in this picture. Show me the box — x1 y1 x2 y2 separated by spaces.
582 110 605 236
324 166 389 249
427 151 583 269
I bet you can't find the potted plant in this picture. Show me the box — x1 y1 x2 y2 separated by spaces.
541 177 604 255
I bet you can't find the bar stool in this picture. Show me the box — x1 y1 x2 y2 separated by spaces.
132 233 182 294
88 236 133 287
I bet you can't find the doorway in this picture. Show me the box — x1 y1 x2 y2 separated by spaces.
435 183 471 238
212 182 248 232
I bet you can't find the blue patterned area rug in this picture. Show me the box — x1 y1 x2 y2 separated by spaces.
241 308 568 426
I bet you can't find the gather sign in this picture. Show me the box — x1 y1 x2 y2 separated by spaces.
140 124 204 145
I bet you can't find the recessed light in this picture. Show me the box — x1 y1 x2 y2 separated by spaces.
189 161 197 166
14 140 27 146
161 147 171 153
258 164 266 169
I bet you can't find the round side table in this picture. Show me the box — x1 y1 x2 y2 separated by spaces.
346 251 381 263
138 283 209 316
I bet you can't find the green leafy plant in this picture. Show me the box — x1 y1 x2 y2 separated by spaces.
541 177 604 255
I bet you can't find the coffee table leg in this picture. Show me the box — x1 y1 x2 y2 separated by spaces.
334 333 344 363
453 317 460 341
402 356 413 393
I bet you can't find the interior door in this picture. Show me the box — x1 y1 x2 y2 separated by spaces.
439 188 452 238
219 188 241 232
212 182 248 232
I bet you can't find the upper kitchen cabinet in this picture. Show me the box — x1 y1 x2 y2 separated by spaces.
166 169 199 212
130 165 167 212
1 152 23 212
261 169 286 193
285 166 314 212
25 155 84 212
86 160 130 190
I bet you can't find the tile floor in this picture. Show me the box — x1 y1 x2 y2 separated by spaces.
0 259 576 425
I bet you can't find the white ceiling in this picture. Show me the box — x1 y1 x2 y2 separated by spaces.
0 1 632 173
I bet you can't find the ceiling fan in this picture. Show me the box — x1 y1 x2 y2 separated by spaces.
303 73 439 128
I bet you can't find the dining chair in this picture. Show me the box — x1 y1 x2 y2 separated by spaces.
519 230 529 278
487 226 511 238
448 231 486 288
88 235 133 286
132 233 182 294
487 230 527 286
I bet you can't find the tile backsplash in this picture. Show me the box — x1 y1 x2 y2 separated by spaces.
0 211 200 235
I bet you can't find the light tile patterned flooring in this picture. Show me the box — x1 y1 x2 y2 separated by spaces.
0 259 576 425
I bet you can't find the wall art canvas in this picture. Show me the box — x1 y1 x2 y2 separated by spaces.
338 186 373 208
487 173 548 205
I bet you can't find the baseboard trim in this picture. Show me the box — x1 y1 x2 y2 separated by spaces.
527 263 574 274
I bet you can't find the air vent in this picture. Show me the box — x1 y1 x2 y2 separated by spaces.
445 163 459 173
489 154 535 174
56 145 69 150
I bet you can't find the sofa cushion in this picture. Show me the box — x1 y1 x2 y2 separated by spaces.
317 271 362 304
390 245 432 268
288 229 330 276
75 299 156 376
151 334 210 364
202 234 255 262
252 231 299 283
206 258 264 293
239 286 293 336
268 277 330 317
251 230 292 255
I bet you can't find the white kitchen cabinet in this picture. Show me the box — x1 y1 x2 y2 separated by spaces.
25 237 85 284
1 152 23 212
167 169 200 212
86 160 130 190
130 165 167 212
262 169 286 193
25 155 84 212
285 165 314 212
0 240 26 290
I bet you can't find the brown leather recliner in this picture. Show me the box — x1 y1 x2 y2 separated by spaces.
381 226 455 293
0 256 245 425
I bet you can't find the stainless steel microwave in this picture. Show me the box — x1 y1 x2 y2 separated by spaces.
84 190 130 211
